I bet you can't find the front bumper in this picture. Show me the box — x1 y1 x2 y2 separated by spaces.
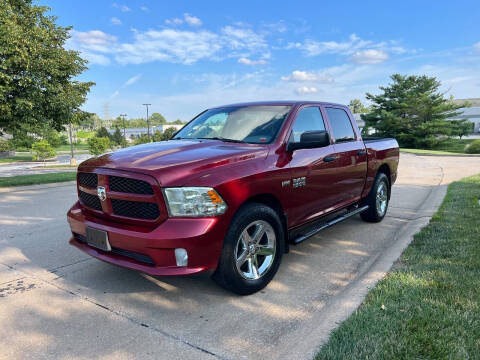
67 201 228 276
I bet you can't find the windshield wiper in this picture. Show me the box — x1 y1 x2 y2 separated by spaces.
197 137 245 143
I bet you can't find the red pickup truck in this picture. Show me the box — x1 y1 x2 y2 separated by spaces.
67 101 399 294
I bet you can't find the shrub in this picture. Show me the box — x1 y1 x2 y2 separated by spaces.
134 134 150 145
96 126 112 139
45 130 62 148
0 140 12 152
32 140 56 161
87 137 111 155
465 139 480 154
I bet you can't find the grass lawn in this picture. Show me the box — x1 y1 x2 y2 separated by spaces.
316 174 480 359
54 143 89 151
0 172 77 187
401 139 476 155
0 154 34 163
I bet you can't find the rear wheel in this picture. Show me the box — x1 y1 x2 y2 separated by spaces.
212 203 284 295
360 172 390 223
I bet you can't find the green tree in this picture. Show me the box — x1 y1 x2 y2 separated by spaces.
87 137 111 155
150 112 166 125
362 74 466 148
32 140 56 162
96 126 111 139
0 140 12 152
133 134 150 145
44 130 62 148
111 127 125 146
348 99 369 113
449 119 472 139
172 119 184 125
465 139 480 154
0 0 94 135
161 127 177 140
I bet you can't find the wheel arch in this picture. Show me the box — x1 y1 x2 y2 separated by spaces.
240 193 289 253
377 163 391 199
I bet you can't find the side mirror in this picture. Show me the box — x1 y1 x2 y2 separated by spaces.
287 130 330 152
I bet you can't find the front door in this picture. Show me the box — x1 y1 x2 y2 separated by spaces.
286 106 337 227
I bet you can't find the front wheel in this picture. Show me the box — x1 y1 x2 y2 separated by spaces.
360 172 390 223
212 203 284 295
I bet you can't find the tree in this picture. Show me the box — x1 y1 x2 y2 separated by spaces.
173 119 184 125
45 130 62 148
0 0 94 135
161 127 177 140
362 74 466 148
87 137 111 155
96 126 111 139
348 99 369 113
112 127 122 144
150 113 166 125
32 140 56 162
449 119 472 139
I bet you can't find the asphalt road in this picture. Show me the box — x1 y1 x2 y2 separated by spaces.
1 153 480 360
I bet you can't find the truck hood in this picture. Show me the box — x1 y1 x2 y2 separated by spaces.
79 139 268 186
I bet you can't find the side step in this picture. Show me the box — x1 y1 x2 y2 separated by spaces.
292 205 369 245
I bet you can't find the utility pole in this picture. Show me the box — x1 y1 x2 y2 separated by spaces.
119 114 127 141
142 104 151 141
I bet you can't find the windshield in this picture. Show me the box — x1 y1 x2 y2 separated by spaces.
173 105 291 144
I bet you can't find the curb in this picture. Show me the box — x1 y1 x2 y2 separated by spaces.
400 151 480 157
0 181 77 193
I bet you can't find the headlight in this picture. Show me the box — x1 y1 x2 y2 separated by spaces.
163 187 227 217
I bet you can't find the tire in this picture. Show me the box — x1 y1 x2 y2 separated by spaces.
212 203 284 295
360 172 390 223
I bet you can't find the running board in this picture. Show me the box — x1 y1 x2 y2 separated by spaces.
292 205 369 245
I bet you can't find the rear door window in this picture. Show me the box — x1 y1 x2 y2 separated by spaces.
325 107 356 142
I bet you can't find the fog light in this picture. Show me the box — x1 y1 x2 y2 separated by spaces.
175 248 188 267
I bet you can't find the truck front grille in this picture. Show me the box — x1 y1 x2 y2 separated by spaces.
76 171 162 223
79 190 102 211
111 199 160 220
78 172 98 188
108 176 154 195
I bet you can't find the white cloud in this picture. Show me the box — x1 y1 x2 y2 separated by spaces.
140 6 148 12
286 33 399 64
110 17 122 25
281 70 334 83
350 49 389 64
68 24 268 65
184 13 202 27
112 3 130 12
474 42 480 52
296 86 318 94
165 18 183 25
122 74 142 87
110 90 120 99
238 57 267 65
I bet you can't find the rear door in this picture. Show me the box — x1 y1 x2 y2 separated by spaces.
323 106 367 206
287 106 337 226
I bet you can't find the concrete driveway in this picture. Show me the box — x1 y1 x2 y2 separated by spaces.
1 153 480 360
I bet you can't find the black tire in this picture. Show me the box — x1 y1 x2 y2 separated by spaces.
360 172 390 223
212 202 284 295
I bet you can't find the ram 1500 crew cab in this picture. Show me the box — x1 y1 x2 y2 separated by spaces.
67 101 399 294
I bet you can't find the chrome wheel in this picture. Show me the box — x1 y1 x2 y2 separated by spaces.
234 220 276 280
376 180 388 216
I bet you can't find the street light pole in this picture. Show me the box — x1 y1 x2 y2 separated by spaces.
119 113 127 141
142 104 151 141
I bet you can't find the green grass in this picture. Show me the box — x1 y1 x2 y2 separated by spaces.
0 172 77 187
402 139 476 155
400 148 461 155
316 174 480 359
0 154 34 163
54 144 89 151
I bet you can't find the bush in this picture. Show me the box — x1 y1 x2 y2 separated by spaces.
32 140 56 161
465 139 480 154
45 130 63 148
96 126 112 139
133 134 150 145
87 137 111 155
0 140 12 152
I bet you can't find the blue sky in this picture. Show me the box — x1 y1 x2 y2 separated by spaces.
44 0 480 122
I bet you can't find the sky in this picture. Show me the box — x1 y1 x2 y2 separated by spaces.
43 0 480 122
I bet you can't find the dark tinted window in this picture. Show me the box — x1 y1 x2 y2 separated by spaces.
326 108 356 142
291 107 326 142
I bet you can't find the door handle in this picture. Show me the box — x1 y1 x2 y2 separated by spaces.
357 150 367 156
323 155 336 162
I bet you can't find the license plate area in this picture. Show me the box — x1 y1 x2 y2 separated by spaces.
86 227 111 252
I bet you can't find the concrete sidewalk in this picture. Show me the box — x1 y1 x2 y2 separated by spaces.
1 153 480 360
